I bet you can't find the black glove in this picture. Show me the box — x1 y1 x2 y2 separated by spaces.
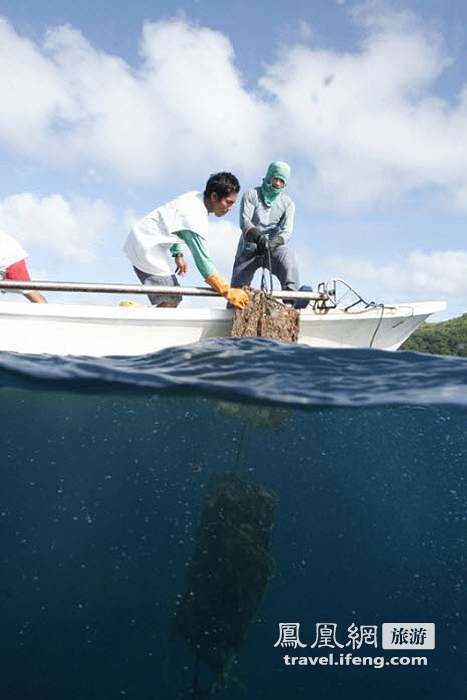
245 228 270 255
245 227 262 243
268 236 284 251
256 234 268 255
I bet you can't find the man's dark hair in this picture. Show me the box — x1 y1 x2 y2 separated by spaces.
204 172 240 199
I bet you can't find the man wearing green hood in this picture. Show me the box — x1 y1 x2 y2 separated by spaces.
229 161 300 294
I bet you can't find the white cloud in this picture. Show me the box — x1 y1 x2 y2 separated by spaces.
0 19 68 153
321 250 467 307
1 8 467 210
259 5 467 209
0 18 268 183
0 193 115 262
406 250 467 295
139 21 268 174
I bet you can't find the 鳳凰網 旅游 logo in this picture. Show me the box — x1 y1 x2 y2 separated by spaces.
273 621 435 669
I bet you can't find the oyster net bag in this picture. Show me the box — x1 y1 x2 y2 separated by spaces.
173 473 277 676
230 290 300 342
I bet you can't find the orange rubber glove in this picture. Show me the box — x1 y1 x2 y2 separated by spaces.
206 272 249 310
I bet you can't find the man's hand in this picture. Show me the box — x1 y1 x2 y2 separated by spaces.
226 287 249 309
206 272 249 309
25 292 47 304
174 254 187 276
245 227 271 256
256 235 268 255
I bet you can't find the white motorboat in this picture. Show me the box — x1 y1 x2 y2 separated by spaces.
0 279 445 356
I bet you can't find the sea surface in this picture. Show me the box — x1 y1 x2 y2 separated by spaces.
0 338 465 699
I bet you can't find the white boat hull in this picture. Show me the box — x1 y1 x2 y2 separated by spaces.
0 300 446 356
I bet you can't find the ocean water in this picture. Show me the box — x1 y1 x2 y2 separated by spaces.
0 338 465 699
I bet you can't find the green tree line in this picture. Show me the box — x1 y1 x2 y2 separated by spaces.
401 314 467 356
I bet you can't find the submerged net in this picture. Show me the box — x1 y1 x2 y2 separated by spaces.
215 400 291 432
231 290 300 342
174 473 277 681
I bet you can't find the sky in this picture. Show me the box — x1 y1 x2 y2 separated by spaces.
1 0 467 317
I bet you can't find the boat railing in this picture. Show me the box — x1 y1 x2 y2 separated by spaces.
0 279 328 302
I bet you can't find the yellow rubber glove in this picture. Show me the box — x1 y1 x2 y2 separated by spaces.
206 272 250 310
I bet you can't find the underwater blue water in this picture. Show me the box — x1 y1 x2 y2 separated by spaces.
0 338 465 699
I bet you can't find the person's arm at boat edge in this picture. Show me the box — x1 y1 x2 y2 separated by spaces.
176 230 249 309
0 232 47 303
4 259 47 304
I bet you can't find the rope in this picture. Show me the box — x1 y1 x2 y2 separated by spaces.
369 304 385 348
323 279 390 348
259 238 274 294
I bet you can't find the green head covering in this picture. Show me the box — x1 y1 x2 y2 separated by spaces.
261 161 291 207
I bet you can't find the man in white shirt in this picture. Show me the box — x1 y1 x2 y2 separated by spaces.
124 172 249 309
0 231 47 303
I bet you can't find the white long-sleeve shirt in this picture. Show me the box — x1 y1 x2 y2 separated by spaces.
124 191 209 276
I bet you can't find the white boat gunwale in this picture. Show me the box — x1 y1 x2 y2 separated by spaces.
0 277 447 355
0 298 447 356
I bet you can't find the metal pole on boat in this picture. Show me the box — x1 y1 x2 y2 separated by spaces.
0 279 328 302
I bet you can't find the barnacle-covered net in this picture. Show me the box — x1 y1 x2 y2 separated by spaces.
231 290 299 342
174 473 277 682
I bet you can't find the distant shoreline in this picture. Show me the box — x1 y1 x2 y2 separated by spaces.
402 313 467 356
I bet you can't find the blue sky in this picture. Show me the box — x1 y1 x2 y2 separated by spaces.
1 0 467 317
